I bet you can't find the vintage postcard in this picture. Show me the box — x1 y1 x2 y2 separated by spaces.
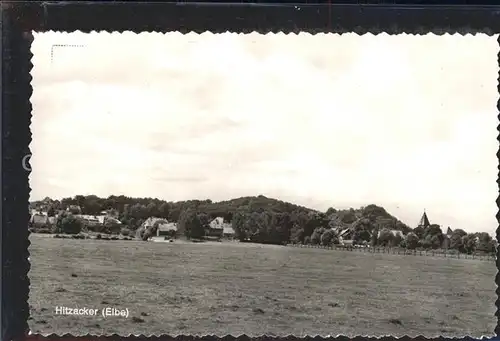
28 32 498 337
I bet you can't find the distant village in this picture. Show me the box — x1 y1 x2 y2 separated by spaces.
28 195 497 255
31 205 463 247
29 205 236 242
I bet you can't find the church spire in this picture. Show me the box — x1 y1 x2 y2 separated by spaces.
418 210 430 228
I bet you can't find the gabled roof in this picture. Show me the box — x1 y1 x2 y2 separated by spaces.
77 214 100 222
143 217 168 228
209 217 225 230
418 211 430 228
446 226 453 236
339 228 352 237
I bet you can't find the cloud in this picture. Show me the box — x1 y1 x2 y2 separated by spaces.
29 32 499 234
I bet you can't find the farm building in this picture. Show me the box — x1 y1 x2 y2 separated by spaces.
30 213 50 227
338 228 354 246
156 222 177 238
76 214 102 227
141 217 176 239
377 229 404 238
341 239 355 246
209 217 225 229
103 216 122 226
206 227 223 240
143 217 167 228
223 226 235 239
208 217 234 239
66 205 82 214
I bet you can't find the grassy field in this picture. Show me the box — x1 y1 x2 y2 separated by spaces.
28 234 496 337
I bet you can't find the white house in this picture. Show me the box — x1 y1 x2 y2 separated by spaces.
143 217 167 228
223 226 235 238
377 230 404 238
156 223 177 237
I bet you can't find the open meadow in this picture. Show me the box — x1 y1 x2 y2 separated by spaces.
28 234 496 337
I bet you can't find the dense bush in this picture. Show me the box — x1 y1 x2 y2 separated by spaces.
55 213 82 234
120 227 132 236
320 229 337 246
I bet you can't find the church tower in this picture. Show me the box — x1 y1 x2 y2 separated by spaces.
418 210 430 228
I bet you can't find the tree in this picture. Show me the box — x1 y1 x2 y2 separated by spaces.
103 217 122 234
338 210 357 224
414 225 425 239
198 212 210 232
310 227 325 245
370 229 379 246
423 224 444 245
362 204 387 221
304 213 329 237
178 210 205 239
325 207 337 216
231 211 247 241
55 213 82 234
141 226 155 241
146 202 159 218
303 236 311 245
405 232 419 250
352 223 371 244
290 224 304 244
392 233 403 247
378 229 394 247
120 227 132 236
158 202 170 219
476 232 495 253
429 234 442 249
462 234 477 254
47 206 56 217
449 229 467 252
320 229 337 246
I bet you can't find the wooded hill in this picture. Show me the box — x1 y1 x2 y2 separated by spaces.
31 194 410 242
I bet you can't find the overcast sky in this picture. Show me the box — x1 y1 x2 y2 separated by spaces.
30 32 498 234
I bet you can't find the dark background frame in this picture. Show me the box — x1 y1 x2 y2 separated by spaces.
2 2 499 341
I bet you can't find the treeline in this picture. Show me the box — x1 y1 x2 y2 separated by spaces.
32 194 313 231
31 195 411 245
30 195 496 254
301 222 496 255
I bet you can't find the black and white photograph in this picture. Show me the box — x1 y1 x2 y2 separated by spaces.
28 32 498 337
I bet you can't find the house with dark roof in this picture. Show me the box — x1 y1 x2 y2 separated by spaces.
206 217 231 240
339 228 354 246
